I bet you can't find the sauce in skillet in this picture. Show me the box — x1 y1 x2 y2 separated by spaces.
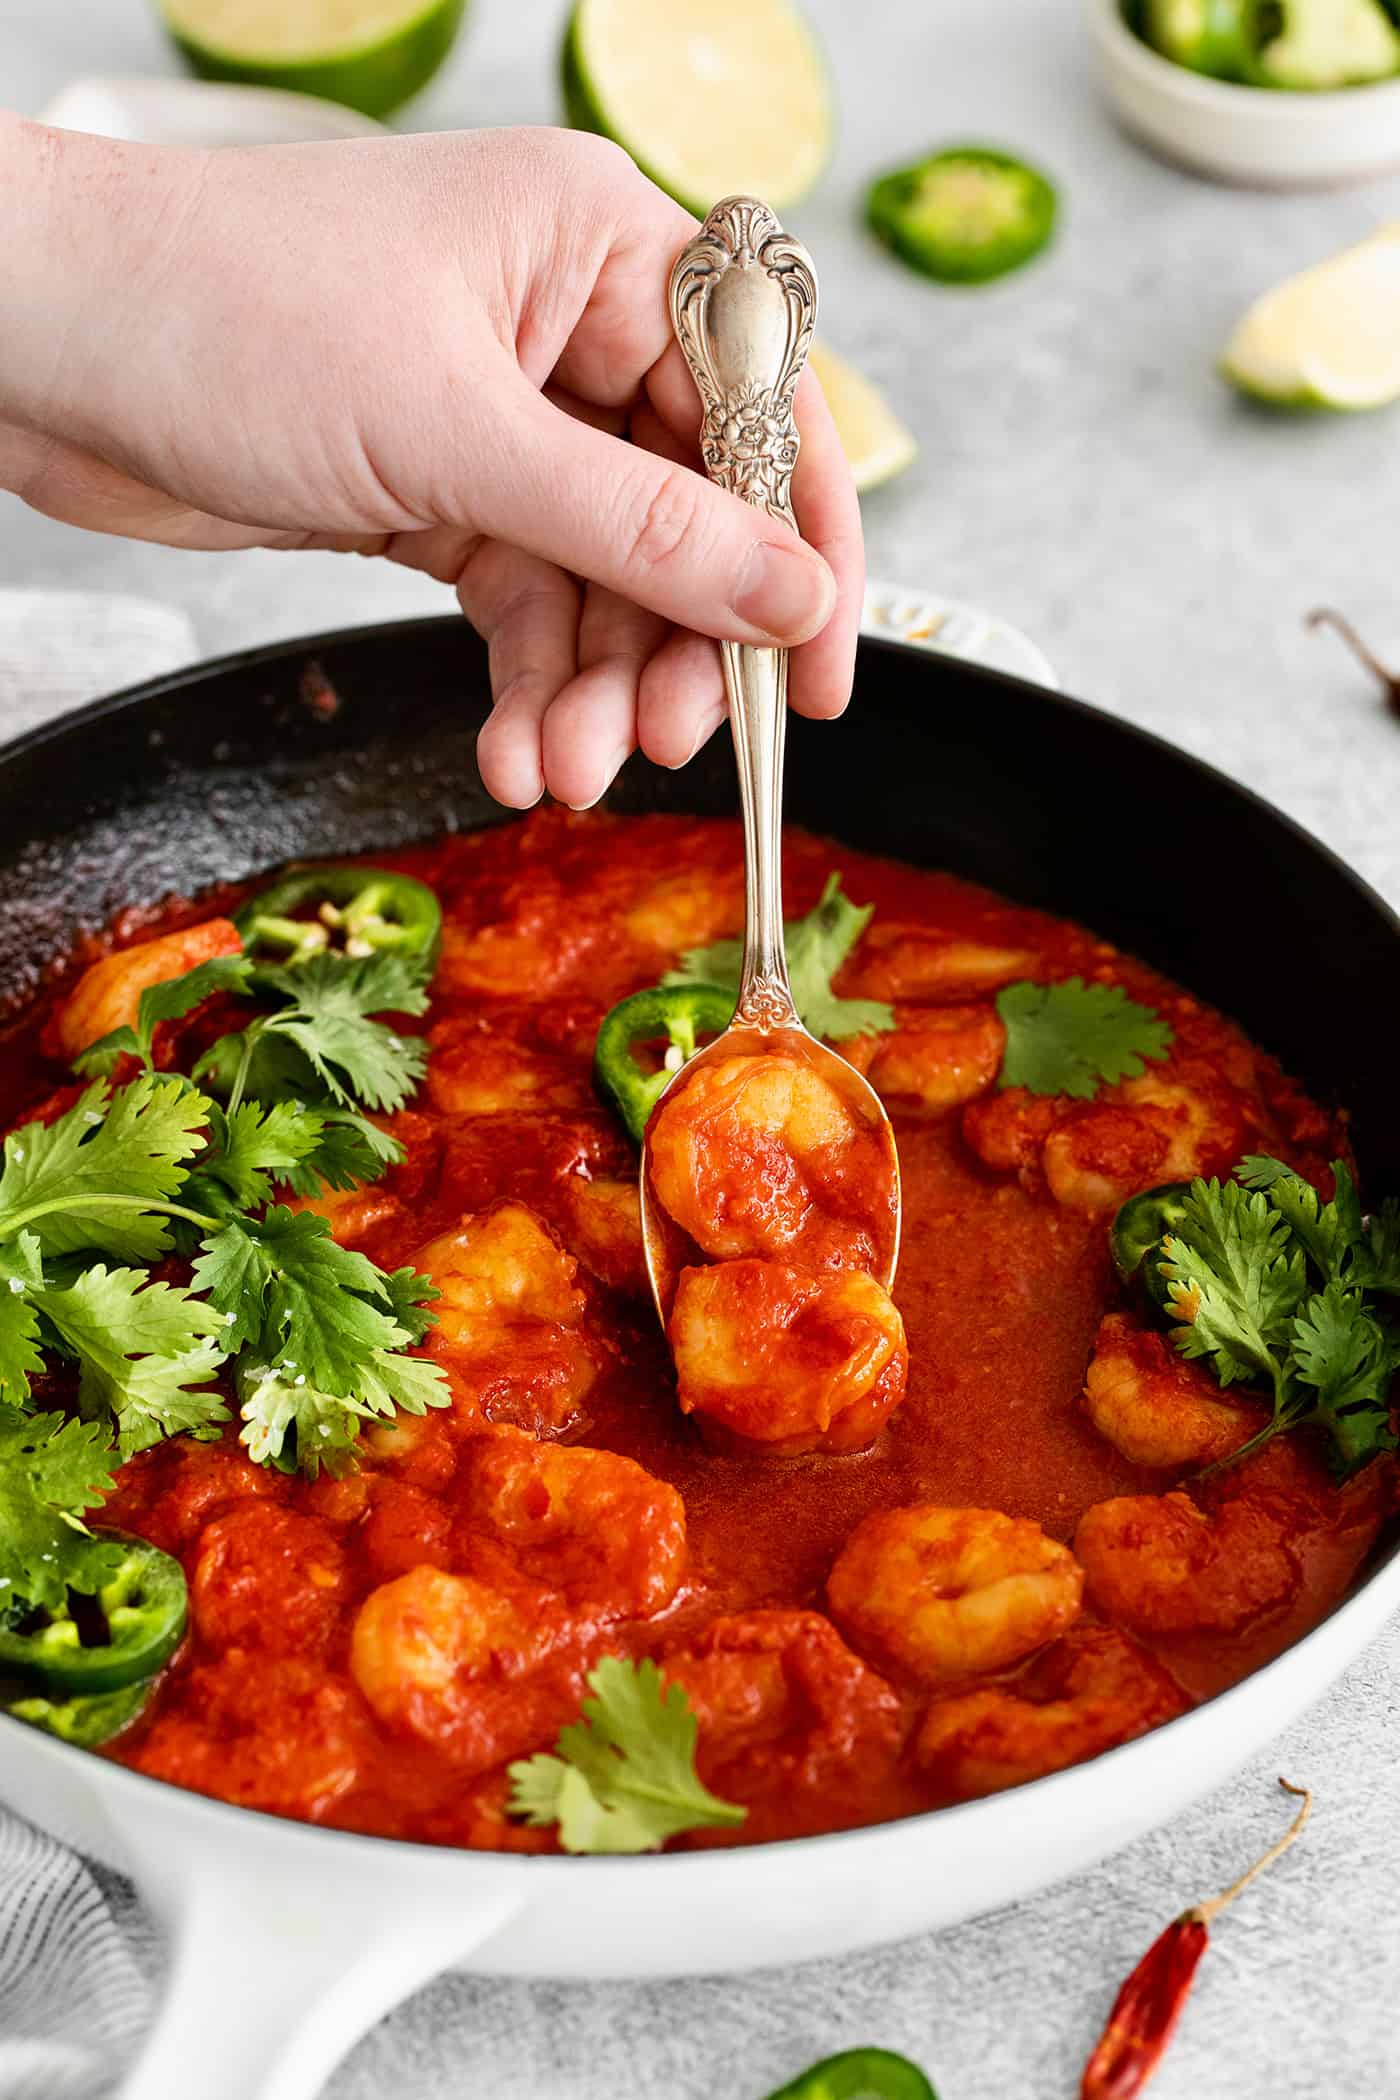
2 810 1387 1848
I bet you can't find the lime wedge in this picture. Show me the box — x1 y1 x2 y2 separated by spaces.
1222 224 1400 411
808 343 917 493
156 0 467 118
561 0 831 217
1248 0 1400 88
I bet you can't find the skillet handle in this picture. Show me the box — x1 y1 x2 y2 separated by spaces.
108 1793 521 2100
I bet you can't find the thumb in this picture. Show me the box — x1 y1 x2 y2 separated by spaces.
471 382 837 646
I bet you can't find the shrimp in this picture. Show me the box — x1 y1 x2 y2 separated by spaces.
661 1609 902 1839
435 891 586 998
972 1071 1248 1213
355 1478 454 1582
192 1505 348 1656
424 1017 592 1116
132 1654 369 1816
623 869 743 958
360 1410 457 1489
415 1201 602 1434
349 1564 593 1769
914 1624 1189 1801
1081 1312 1262 1469
286 1183 404 1249
98 1436 277 1553
647 1053 871 1261
843 1005 1005 1116
457 1433 687 1618
49 917 243 1062
961 1087 1065 1175
669 1258 908 1455
826 1505 1084 1685
1118 1072 1248 1182
1074 1483 1302 1635
1041 1105 1171 1213
837 924 1035 1002
557 1174 649 1298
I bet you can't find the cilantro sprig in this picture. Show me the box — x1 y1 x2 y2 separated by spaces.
507 1656 745 1854
1153 1155 1400 1478
0 902 450 1608
996 978 1174 1100
661 873 895 1041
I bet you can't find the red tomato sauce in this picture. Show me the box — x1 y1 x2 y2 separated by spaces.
2 808 1387 1849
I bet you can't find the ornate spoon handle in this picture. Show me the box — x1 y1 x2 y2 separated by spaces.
669 196 817 1031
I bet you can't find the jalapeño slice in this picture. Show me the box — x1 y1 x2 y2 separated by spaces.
236 865 441 970
0 1534 187 1699
6 1677 154 1749
866 145 1057 284
763 2049 939 2100
593 983 735 1143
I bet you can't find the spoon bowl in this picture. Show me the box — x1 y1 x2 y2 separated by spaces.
640 197 903 1329
640 1017 901 1322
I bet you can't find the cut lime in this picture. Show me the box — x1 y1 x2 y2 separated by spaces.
156 0 467 118
1222 223 1400 410
561 0 831 217
1140 0 1251 77
1247 0 1400 87
866 147 1057 285
808 342 917 494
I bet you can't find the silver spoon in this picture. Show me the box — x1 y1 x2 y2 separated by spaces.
640 195 902 1323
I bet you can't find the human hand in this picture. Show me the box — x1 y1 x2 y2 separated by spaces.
0 118 862 810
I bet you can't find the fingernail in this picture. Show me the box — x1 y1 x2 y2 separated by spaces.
730 541 836 643
565 745 629 810
667 708 725 769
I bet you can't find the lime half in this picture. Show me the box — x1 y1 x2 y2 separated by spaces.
1222 224 1400 410
562 0 831 217
157 0 468 118
808 343 917 494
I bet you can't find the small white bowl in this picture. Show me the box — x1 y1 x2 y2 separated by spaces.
1088 0 1400 188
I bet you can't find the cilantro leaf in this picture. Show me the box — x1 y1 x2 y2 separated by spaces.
996 978 1174 1100
1360 1199 1400 1297
191 1209 448 1469
506 1656 745 1854
74 954 254 1077
252 953 429 1113
193 1208 408 1374
1237 1155 1363 1284
0 1234 45 1408
0 1404 120 1613
378 1266 440 1346
200 1099 328 1211
235 1363 370 1479
36 1267 229 1456
1290 1283 1398 1479
662 874 895 1042
281 1109 402 1198
0 1076 212 1262
1161 1179 1307 1398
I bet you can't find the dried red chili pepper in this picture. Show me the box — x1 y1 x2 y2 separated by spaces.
1080 1778 1311 2100
1308 607 1400 719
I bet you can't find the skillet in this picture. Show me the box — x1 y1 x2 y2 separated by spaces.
1 613 1397 2100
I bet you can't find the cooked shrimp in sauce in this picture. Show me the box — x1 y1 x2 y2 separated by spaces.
4 808 1385 1851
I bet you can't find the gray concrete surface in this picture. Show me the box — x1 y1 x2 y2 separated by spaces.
4 1 1400 2094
